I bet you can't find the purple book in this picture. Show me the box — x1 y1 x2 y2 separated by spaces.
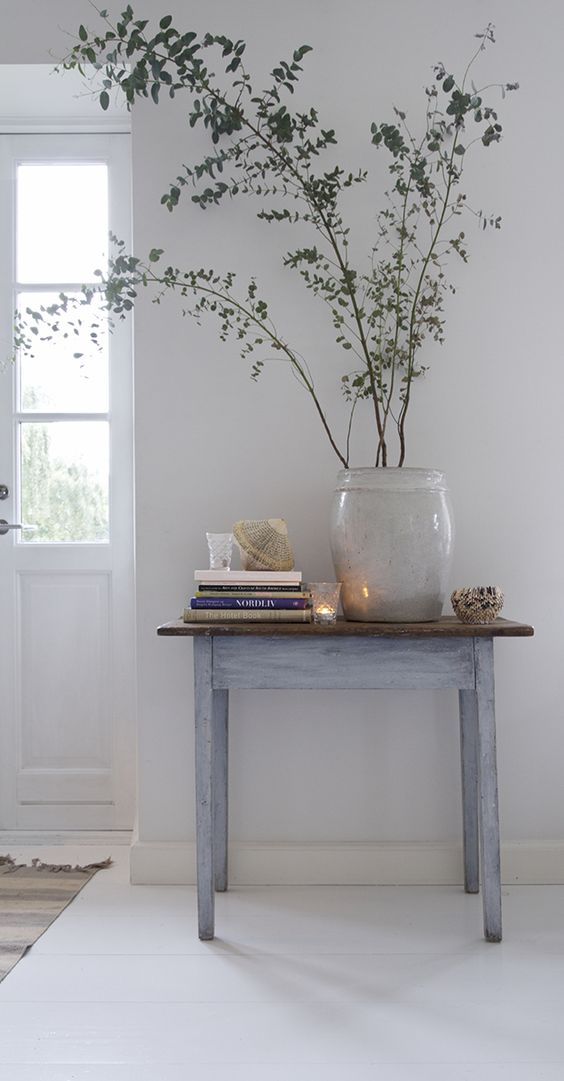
190 597 310 611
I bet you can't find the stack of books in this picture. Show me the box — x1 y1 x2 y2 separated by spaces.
184 570 312 623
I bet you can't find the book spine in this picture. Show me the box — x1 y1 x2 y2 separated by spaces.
183 608 312 623
196 584 303 593
190 597 310 610
195 571 302 584
195 591 310 599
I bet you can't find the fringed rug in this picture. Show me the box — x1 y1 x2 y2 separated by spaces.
0 854 112 981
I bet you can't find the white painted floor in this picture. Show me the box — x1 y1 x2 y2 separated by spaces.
1 846 564 1079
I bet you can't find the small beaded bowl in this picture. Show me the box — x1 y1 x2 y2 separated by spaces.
451 586 504 624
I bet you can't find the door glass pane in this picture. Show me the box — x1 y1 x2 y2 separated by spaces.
19 292 108 412
17 163 108 283
20 421 109 543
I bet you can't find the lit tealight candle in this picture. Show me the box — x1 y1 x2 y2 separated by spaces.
309 583 342 625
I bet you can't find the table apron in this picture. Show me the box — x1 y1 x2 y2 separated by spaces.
211 635 476 690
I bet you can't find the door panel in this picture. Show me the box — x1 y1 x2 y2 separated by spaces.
18 572 111 767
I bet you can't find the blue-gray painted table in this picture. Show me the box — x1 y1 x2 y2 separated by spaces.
157 616 533 942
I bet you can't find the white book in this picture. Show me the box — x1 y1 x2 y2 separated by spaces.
195 569 302 584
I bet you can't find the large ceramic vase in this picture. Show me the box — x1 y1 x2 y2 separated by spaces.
330 467 454 622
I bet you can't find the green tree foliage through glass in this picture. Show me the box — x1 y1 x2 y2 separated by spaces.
21 405 108 544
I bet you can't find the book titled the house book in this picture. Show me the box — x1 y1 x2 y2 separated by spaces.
185 570 312 623
183 608 312 623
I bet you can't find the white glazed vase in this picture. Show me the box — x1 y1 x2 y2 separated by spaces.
330 467 454 622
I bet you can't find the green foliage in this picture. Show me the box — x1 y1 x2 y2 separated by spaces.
15 14 518 467
21 398 108 543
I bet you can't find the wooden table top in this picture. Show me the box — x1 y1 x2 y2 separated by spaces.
157 616 534 638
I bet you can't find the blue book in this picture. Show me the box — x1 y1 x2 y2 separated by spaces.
190 596 310 611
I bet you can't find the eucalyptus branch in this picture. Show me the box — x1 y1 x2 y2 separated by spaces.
377 173 413 465
462 24 495 90
16 248 349 467
149 264 349 466
345 389 362 467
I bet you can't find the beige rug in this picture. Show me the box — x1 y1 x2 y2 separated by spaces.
0 854 111 981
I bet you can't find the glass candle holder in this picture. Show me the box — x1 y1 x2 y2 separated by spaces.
206 532 234 570
310 582 341 625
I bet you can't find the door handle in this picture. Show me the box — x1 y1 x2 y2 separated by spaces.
0 520 36 536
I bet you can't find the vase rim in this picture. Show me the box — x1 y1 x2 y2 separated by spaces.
335 466 449 492
339 466 444 472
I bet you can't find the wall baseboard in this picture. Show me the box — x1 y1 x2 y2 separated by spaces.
129 839 564 886
0 829 132 846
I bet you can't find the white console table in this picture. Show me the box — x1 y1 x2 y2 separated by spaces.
157 616 533 942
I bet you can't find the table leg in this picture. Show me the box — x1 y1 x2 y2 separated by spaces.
194 636 215 940
458 689 480 893
213 689 229 892
474 637 502 942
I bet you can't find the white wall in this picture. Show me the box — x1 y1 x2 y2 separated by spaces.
3 0 564 882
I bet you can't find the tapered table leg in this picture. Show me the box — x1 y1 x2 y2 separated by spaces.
193 636 215 940
459 689 480 894
213 689 229 892
474 637 502 942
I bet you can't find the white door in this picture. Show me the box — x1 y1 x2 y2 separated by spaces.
0 133 135 830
